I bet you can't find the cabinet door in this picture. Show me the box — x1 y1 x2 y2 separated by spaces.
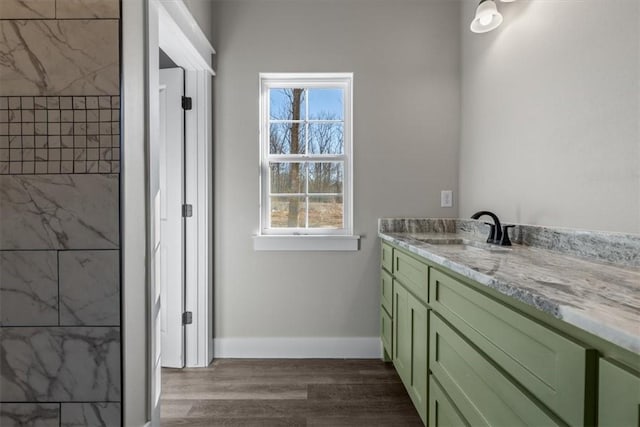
381 269 393 316
393 282 411 385
381 308 393 362
408 292 428 425
598 358 640 427
430 375 469 427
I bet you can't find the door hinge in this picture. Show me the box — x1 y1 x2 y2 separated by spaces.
182 311 193 325
182 204 193 218
181 96 193 110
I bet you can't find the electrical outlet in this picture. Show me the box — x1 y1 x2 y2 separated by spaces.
441 190 453 208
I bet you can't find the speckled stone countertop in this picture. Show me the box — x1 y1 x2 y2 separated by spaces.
379 219 640 354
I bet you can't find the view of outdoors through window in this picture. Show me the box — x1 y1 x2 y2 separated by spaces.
268 87 345 229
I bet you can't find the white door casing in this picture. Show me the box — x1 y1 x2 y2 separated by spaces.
159 68 186 369
157 0 215 372
148 1 162 423
123 0 215 424
157 0 216 373
184 69 214 367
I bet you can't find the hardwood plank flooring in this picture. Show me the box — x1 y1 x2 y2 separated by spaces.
161 359 423 426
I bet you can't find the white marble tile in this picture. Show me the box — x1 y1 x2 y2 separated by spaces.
0 0 56 19
0 20 119 96
56 0 119 19
0 251 58 326
0 403 59 427
0 174 119 250
0 327 120 401
60 250 119 326
60 403 121 427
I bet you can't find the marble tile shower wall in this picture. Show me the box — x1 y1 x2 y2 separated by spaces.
0 95 121 175
0 1 121 426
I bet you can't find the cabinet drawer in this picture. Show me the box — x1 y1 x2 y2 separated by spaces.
381 269 393 316
429 375 468 427
598 358 640 427
381 242 393 273
430 312 561 426
430 268 594 426
381 308 392 359
394 249 429 304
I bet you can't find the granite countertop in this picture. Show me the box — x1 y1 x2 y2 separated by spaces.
378 220 640 354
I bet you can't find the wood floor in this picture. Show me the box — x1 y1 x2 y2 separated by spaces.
161 359 423 426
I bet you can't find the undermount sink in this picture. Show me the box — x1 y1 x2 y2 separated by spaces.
414 237 512 253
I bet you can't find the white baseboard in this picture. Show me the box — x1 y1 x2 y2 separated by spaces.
213 337 382 359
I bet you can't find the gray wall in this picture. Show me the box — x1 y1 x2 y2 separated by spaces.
183 0 214 43
212 0 460 341
459 0 640 233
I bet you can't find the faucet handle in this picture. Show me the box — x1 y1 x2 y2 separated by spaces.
483 222 496 243
500 225 515 246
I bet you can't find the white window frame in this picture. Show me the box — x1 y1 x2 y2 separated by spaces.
255 73 359 251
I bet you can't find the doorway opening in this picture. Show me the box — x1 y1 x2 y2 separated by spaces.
147 2 216 425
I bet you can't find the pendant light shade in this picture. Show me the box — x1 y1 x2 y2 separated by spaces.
470 0 503 33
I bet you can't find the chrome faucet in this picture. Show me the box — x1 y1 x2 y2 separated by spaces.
470 211 513 246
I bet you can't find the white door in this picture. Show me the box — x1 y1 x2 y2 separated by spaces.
159 68 186 369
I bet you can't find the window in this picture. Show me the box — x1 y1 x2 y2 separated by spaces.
256 73 358 251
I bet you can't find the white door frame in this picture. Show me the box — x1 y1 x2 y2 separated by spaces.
183 68 215 367
122 0 215 425
122 1 148 425
156 0 215 368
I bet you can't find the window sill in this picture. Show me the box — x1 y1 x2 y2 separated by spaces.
253 235 360 251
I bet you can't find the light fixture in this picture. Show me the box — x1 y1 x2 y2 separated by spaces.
470 0 504 34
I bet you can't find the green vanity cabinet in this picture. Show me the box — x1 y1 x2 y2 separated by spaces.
429 268 595 427
380 268 394 360
393 280 428 425
381 269 393 316
407 290 428 424
598 358 640 427
382 242 430 424
381 241 394 273
379 239 637 426
393 282 411 384
394 248 429 303
381 308 393 361
380 243 394 361
429 375 469 427
430 312 561 426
